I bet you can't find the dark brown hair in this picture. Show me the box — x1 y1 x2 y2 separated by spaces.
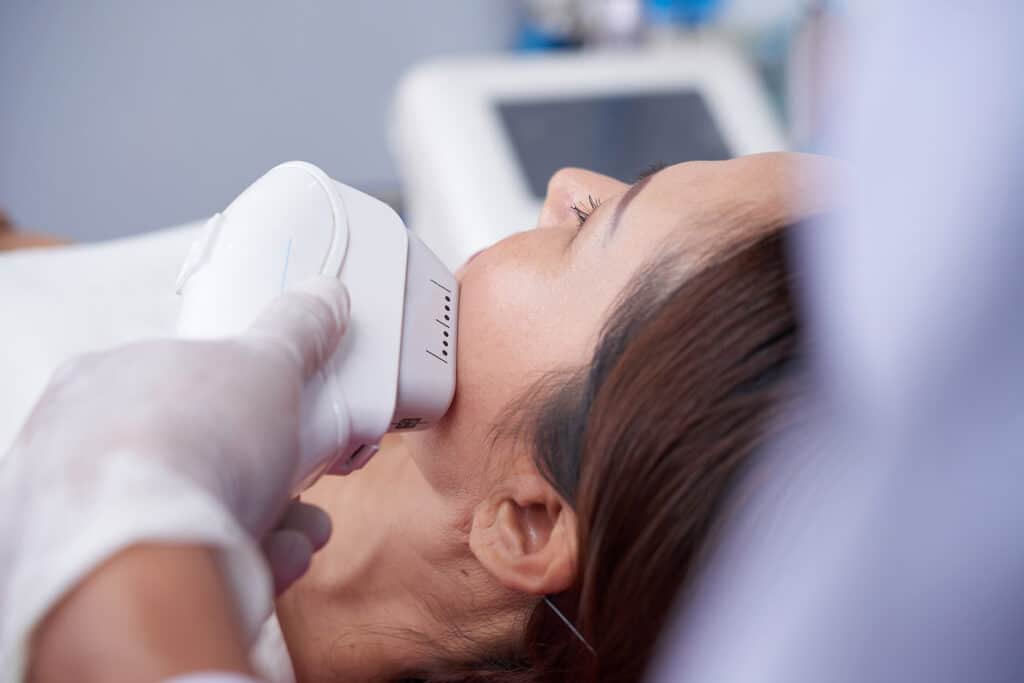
411 226 803 682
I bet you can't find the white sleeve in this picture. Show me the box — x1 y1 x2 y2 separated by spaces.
163 673 264 683
0 458 274 682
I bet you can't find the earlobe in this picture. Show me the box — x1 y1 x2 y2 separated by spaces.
469 475 578 596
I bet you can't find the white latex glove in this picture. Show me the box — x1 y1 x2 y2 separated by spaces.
0 276 349 680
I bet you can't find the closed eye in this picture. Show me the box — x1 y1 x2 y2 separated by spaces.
569 194 602 227
634 161 668 183
569 163 664 229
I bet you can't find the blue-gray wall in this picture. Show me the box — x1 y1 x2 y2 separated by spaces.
0 2 518 241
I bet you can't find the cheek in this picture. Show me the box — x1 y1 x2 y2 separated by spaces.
412 248 561 492
414 229 610 494
455 243 591 401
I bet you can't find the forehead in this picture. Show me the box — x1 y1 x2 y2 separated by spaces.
625 159 756 224
600 162 723 266
617 155 801 257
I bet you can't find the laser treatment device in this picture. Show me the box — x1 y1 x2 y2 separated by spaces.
174 161 458 490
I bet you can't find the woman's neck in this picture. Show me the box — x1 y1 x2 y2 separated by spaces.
274 438 525 680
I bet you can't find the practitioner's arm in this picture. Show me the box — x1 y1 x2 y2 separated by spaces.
31 545 253 683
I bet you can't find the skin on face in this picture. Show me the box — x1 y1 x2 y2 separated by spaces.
275 152 837 680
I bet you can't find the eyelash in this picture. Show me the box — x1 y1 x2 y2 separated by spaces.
567 162 666 228
569 194 602 227
635 161 668 183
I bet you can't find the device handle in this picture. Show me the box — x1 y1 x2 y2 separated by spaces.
292 371 353 490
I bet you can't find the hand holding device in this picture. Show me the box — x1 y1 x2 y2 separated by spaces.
0 278 349 678
176 161 459 490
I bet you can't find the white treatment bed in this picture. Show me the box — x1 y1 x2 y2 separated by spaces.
0 223 201 451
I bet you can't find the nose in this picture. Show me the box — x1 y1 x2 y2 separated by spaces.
463 248 484 267
538 175 578 229
455 248 485 280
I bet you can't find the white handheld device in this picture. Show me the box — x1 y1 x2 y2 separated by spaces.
174 161 458 490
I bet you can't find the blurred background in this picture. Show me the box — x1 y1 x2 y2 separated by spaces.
0 0 829 244
0 2 520 241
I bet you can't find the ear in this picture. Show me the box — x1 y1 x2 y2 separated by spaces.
469 472 578 595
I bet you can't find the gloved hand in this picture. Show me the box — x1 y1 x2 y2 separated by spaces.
0 276 349 680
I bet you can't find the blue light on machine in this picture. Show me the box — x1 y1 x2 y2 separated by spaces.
646 0 722 27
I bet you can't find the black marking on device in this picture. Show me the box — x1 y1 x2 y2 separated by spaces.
430 279 452 294
346 444 367 463
426 349 448 364
435 318 450 329
393 417 424 430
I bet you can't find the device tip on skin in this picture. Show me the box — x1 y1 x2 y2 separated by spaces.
175 161 458 490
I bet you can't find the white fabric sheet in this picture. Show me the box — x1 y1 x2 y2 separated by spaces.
0 224 296 682
0 223 199 450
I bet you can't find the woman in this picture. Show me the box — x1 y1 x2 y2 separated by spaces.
267 152 832 681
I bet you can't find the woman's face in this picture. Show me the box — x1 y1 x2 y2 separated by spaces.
276 152 834 680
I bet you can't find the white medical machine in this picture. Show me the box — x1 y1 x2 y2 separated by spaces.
391 39 787 270
174 161 458 490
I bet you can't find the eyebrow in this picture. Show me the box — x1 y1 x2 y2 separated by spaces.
607 168 663 238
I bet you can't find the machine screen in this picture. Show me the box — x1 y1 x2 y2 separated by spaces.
498 90 731 198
